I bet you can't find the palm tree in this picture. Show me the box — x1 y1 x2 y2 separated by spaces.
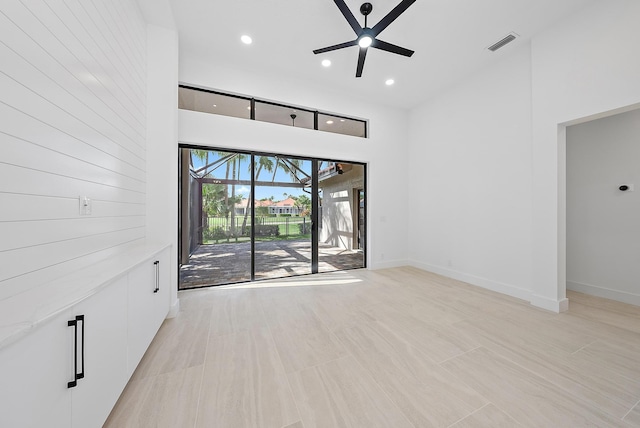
240 156 274 233
229 153 248 239
292 194 311 216
270 157 304 184
190 149 211 238
202 183 226 217
190 149 209 169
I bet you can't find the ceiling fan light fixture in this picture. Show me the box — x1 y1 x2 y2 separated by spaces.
358 35 373 48
312 0 416 78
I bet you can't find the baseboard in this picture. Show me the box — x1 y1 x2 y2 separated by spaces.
167 298 180 318
529 294 569 313
567 280 640 306
408 259 532 302
369 259 408 270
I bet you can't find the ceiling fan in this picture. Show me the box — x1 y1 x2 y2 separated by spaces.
313 0 416 78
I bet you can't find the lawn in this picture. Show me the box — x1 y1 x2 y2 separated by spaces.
203 216 311 244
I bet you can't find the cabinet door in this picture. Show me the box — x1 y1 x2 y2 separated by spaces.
70 276 128 428
127 254 161 374
0 310 72 428
127 248 171 374
127 257 155 374
152 247 171 331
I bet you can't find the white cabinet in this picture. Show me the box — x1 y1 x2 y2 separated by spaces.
153 248 171 333
70 276 128 428
0 244 172 428
127 246 171 375
0 277 129 428
0 309 72 428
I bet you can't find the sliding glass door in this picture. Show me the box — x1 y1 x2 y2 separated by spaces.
178 147 365 289
178 149 252 287
253 155 313 280
316 162 366 273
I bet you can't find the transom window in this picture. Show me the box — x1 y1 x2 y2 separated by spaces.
178 85 368 138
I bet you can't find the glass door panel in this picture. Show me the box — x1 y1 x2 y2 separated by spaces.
317 162 366 273
179 148 252 288
253 155 313 279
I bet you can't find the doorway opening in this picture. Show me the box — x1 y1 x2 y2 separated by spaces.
565 108 640 306
178 146 366 289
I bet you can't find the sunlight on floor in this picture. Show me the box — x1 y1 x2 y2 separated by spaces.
180 271 365 291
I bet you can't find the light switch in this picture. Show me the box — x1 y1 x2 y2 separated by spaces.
79 196 92 215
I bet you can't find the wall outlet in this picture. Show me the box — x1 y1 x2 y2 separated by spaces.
79 196 92 215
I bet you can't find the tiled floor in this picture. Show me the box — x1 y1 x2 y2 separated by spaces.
179 241 365 288
106 267 640 427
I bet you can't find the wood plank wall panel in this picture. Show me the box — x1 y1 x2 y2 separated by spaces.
0 0 147 301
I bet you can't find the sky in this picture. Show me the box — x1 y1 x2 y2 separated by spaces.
190 150 312 201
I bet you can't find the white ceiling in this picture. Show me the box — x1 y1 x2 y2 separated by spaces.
168 0 597 109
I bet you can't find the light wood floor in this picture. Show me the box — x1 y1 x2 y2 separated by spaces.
105 267 640 427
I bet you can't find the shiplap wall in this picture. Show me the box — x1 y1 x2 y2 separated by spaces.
0 0 147 301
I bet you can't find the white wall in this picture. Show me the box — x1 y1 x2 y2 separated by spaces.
177 53 409 268
145 24 179 314
406 0 640 311
407 45 534 301
531 0 640 310
566 109 640 305
0 0 147 301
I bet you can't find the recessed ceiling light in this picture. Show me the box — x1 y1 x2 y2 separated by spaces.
340 119 345 122
212 104 217 107
241 35 252 45
321 59 331 67
246 106 251 110
385 79 395 86
326 120 334 124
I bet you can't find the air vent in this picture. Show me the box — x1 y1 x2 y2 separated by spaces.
488 33 517 52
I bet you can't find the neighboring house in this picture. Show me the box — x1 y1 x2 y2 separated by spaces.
234 197 303 216
269 197 302 215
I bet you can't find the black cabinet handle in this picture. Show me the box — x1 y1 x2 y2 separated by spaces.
153 260 160 293
67 314 85 388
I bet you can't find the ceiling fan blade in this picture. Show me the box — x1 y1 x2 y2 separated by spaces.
313 40 358 55
334 0 362 35
372 39 414 57
356 47 368 77
371 0 416 37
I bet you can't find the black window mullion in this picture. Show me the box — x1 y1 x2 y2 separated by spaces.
363 164 367 267
311 159 319 273
250 154 256 280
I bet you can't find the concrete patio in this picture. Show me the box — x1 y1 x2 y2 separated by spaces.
179 240 365 289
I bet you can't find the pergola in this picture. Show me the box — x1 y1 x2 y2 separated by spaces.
181 152 313 261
